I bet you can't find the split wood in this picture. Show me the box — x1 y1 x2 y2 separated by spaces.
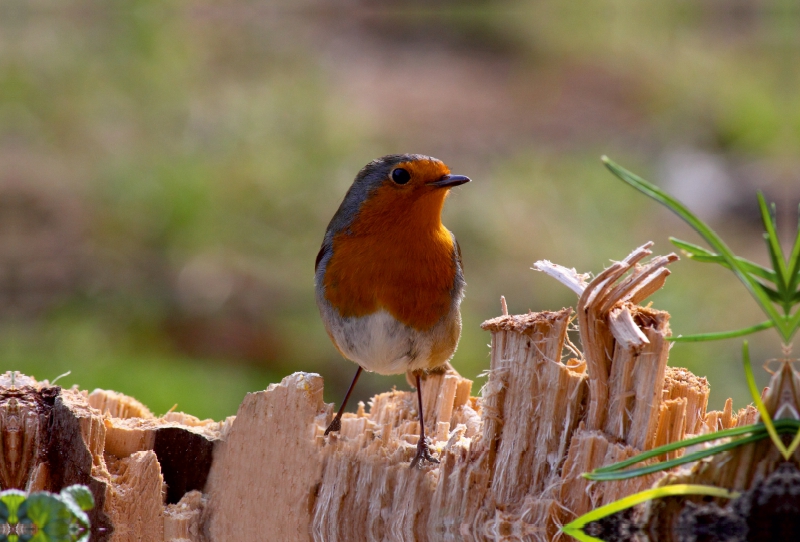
0 243 770 541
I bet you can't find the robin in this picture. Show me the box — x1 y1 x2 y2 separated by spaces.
315 154 469 467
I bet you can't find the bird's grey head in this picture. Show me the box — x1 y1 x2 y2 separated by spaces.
325 154 440 236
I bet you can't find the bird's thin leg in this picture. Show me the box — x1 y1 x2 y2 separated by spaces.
324 366 363 436
410 372 439 468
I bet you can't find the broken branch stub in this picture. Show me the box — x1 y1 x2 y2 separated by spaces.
569 243 680 435
479 308 586 506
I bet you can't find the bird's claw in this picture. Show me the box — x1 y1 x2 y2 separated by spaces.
410 438 439 468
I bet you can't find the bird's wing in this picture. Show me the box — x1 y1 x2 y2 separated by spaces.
315 244 326 273
454 237 464 274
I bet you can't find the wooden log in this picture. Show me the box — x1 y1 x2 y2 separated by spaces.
1 244 758 540
204 373 327 542
0 373 226 541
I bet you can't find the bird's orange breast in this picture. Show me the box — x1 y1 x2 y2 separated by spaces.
323 182 457 331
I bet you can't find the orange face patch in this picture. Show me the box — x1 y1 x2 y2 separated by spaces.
393 159 451 187
323 158 458 330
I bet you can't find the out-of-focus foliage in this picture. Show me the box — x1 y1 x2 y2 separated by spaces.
2 0 798 418
0 485 93 542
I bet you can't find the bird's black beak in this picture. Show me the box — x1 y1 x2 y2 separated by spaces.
428 174 471 188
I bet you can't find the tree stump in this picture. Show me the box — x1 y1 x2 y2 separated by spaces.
1 244 748 540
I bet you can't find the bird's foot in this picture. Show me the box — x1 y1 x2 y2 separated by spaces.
410 437 439 468
324 415 341 436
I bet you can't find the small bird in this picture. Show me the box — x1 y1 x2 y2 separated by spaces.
315 154 469 467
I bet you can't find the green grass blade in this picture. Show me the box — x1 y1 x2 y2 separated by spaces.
603 157 791 341
787 206 800 293
791 308 800 328
562 484 739 539
588 419 800 481
743 341 788 458
763 233 789 309
670 238 717 258
787 425 800 457
591 418 800 480
782 311 800 346
589 423 768 474
670 238 776 282
757 193 788 283
585 432 767 481
774 418 800 431
758 283 785 304
668 321 774 342
777 419 800 430
602 157 723 244
756 195 794 313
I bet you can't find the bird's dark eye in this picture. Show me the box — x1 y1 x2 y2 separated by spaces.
391 168 411 185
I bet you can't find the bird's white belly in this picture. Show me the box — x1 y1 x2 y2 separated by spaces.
323 309 458 375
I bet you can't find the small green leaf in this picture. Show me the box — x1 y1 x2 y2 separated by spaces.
18 494 73 538
58 501 89 531
58 486 93 528
59 487 94 513
0 490 28 524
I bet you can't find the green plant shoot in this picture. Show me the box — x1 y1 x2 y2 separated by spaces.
602 156 800 345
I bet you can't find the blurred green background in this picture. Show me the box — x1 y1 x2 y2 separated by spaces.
3 1 799 420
